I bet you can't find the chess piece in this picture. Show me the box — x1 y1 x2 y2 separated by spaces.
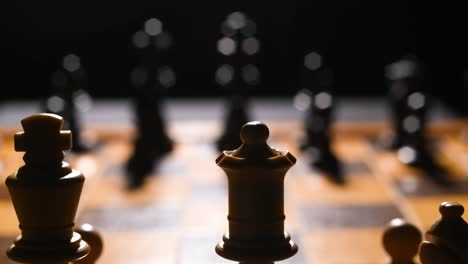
215 121 298 264
45 53 93 152
126 18 175 189
216 95 249 151
216 12 260 151
386 57 423 150
74 224 103 264
5 113 89 263
419 202 468 264
383 218 422 264
298 52 343 183
386 57 448 183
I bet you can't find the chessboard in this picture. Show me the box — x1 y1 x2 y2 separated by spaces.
0 117 467 264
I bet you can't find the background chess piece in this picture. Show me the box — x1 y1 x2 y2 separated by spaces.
74 224 103 264
297 52 343 183
419 202 468 264
5 113 89 264
44 53 93 152
216 121 298 263
385 57 423 150
216 12 260 151
383 218 422 264
126 18 175 189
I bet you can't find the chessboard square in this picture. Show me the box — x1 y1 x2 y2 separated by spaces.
190 182 227 198
99 231 178 264
0 201 19 236
341 161 370 174
301 204 402 228
182 203 227 233
291 175 392 204
151 153 190 178
394 176 468 196
83 177 187 208
285 200 301 231
333 136 372 162
179 233 231 264
78 204 181 231
302 228 387 263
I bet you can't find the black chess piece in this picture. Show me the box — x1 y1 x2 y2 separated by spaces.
419 202 468 264
216 12 260 151
385 57 422 150
383 218 422 264
386 57 448 184
217 95 249 151
298 52 343 183
126 18 174 189
44 53 93 152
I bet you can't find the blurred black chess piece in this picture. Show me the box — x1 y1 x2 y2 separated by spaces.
216 12 260 151
385 57 449 184
43 53 93 152
296 52 343 184
126 18 175 189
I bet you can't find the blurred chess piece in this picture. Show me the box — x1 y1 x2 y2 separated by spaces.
44 53 93 152
126 18 175 189
385 56 424 150
383 218 422 264
5 113 89 263
216 11 260 151
419 202 468 264
296 52 343 183
385 57 449 184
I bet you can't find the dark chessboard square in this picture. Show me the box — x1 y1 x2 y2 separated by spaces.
342 161 370 174
78 205 181 231
395 178 468 197
301 204 402 228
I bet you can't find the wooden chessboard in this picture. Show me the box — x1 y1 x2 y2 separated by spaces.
0 119 467 264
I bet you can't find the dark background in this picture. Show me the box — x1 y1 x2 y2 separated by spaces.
1 1 467 113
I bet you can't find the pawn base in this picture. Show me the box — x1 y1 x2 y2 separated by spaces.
7 232 89 264
216 232 298 262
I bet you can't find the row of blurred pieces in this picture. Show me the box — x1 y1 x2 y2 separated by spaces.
14 12 467 189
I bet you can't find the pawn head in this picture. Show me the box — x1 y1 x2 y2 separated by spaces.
383 218 422 262
439 201 464 220
240 121 269 144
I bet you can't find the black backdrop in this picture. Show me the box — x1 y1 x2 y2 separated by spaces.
1 1 467 113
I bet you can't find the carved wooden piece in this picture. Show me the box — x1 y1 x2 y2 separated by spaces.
5 113 89 263
383 218 422 264
216 121 298 263
74 224 103 264
419 202 468 264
